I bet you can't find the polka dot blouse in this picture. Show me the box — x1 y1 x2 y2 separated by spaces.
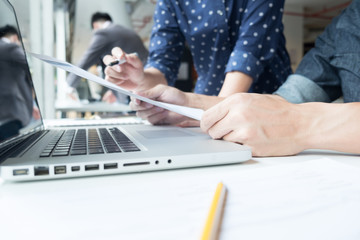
145 0 292 95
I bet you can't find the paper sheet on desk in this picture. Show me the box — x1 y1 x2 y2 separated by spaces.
29 53 204 121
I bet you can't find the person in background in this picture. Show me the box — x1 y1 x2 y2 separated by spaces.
0 25 39 141
66 12 148 103
103 0 292 100
124 0 360 157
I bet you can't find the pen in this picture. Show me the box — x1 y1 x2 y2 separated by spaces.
107 58 127 66
107 52 138 66
201 182 228 240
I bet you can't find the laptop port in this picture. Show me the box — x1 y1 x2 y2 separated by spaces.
54 166 66 175
34 166 49 176
123 162 150 167
71 166 80 172
104 163 118 169
13 168 29 176
85 164 99 171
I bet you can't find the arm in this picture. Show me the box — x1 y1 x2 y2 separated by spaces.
144 0 186 86
298 102 360 154
201 93 360 157
218 72 253 97
67 31 109 88
221 0 286 96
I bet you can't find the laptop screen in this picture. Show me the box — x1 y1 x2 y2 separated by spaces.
0 0 43 144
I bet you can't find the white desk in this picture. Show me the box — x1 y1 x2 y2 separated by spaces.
1 150 360 240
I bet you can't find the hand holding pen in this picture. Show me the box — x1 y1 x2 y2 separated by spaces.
107 58 128 66
103 47 145 91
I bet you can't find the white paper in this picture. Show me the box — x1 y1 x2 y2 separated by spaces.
29 53 204 121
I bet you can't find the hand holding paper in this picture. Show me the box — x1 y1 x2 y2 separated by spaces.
30 53 204 121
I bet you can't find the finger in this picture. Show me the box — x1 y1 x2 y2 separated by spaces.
103 54 116 66
134 98 141 105
114 80 137 90
136 107 165 121
200 100 230 133
130 96 141 106
222 130 243 144
104 67 132 86
206 114 233 140
111 47 126 60
129 99 153 111
156 111 186 125
104 68 128 81
146 111 170 125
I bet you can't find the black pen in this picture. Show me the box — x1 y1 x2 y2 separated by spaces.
107 58 127 66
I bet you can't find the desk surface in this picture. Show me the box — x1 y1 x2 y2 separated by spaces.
1 149 360 239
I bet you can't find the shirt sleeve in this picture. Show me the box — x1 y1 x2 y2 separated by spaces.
10 43 27 66
225 0 286 83
292 3 358 102
144 0 185 86
274 74 331 103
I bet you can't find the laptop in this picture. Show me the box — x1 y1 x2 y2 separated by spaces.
0 0 251 181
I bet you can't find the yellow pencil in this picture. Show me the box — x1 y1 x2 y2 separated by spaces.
201 182 228 240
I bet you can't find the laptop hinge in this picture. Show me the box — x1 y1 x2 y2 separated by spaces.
0 130 47 164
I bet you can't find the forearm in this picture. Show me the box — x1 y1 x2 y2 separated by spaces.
184 92 224 110
218 71 253 97
299 102 360 154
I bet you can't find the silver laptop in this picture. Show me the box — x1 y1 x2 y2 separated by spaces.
0 0 251 181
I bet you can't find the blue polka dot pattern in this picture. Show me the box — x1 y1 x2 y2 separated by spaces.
145 0 292 95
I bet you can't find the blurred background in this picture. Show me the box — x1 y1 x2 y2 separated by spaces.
7 0 350 119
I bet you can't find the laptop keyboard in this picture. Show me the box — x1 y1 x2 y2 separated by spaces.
40 128 140 158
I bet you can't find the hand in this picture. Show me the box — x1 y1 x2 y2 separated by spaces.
66 87 80 101
32 105 41 120
201 93 306 157
102 90 117 104
130 84 199 126
103 47 145 91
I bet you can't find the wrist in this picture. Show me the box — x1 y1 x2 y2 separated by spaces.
218 71 253 97
295 102 333 151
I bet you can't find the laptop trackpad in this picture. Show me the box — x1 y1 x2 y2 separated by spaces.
137 130 193 139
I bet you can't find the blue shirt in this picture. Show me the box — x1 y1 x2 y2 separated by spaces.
275 0 360 103
145 0 292 95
